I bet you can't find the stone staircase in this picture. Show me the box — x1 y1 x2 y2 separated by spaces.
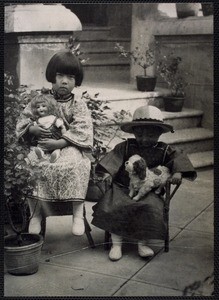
76 84 214 170
76 26 130 83
161 113 214 169
74 27 213 170
117 109 213 170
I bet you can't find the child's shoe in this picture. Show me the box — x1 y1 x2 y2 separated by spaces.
138 241 154 257
72 216 85 236
29 216 42 234
109 245 122 261
35 147 46 160
109 233 123 261
50 149 60 163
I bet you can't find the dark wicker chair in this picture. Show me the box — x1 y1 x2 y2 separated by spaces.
39 202 95 248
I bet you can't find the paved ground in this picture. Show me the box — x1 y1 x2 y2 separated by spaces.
4 168 214 297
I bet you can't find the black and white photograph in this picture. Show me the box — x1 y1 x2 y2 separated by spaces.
4 2 214 297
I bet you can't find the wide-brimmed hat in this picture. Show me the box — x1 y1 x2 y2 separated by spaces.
121 105 174 133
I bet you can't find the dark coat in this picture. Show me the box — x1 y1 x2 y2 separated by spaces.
92 139 197 241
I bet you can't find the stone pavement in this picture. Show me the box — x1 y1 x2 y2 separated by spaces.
4 168 214 297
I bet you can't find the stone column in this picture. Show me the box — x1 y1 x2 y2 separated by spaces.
5 4 82 89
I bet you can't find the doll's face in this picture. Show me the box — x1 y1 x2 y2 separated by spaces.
133 126 163 147
36 101 49 117
52 73 76 95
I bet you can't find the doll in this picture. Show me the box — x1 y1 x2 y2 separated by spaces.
30 94 67 163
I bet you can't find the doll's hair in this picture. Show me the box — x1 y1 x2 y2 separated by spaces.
45 50 83 86
133 157 147 180
31 94 59 117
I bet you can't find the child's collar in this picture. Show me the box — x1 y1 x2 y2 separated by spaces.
51 89 73 102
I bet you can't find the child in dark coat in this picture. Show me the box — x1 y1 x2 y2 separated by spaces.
92 105 197 261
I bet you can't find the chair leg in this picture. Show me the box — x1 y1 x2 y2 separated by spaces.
104 231 111 250
164 217 169 252
83 205 95 248
40 216 46 238
165 236 169 252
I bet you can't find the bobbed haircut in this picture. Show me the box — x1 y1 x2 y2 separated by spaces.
45 50 83 86
31 94 59 117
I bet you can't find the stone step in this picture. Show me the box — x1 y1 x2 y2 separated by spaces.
100 127 213 156
83 52 129 65
76 85 203 129
84 59 129 67
76 34 130 83
188 151 214 169
73 31 131 83
83 65 130 83
76 84 172 110
163 109 203 130
160 127 214 154
80 38 130 52
78 26 112 39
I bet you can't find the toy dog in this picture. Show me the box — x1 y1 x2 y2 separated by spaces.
125 154 171 201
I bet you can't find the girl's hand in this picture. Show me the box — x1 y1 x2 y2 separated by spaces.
29 124 52 139
38 138 69 151
170 172 182 185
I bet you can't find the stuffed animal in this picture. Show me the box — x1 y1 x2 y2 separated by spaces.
125 154 171 201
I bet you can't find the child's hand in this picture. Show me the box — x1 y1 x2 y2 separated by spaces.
38 138 69 151
29 124 51 138
169 172 182 185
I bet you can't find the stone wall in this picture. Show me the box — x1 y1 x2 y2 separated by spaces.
4 4 82 89
5 34 73 89
131 3 213 130
155 34 213 130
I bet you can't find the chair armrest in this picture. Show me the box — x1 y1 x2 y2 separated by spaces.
166 180 181 201
92 172 112 193
86 172 112 202
164 180 181 209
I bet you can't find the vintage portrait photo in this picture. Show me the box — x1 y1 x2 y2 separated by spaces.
4 2 214 297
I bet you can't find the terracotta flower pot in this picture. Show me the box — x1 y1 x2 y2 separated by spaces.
136 76 157 92
163 96 185 112
4 233 43 275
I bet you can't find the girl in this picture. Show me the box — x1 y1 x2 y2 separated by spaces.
92 105 197 261
16 50 93 236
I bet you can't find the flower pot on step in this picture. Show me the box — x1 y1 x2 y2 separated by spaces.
136 76 157 92
4 233 43 275
201 3 213 16
176 3 199 18
163 96 185 112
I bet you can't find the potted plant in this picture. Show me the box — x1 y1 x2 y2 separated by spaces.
4 73 44 275
157 52 190 112
115 42 156 92
82 91 130 201
65 35 90 64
